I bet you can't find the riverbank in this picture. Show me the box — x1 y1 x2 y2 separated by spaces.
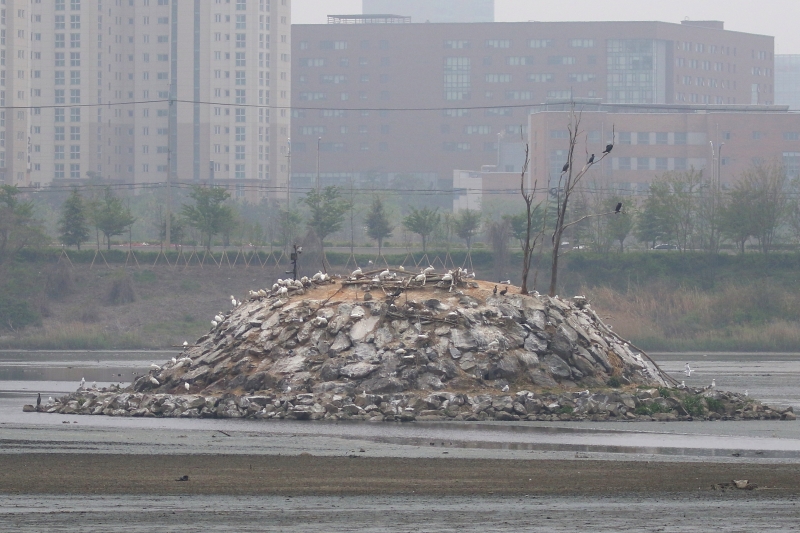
3 251 800 351
3 453 800 496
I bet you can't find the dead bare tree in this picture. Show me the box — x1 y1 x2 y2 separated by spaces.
519 137 543 295
548 106 615 296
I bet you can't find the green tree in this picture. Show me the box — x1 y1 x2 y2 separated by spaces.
453 209 482 250
719 187 752 254
636 179 676 248
364 196 394 255
0 185 47 263
159 212 185 249
91 187 136 251
58 188 90 250
181 185 234 251
403 206 440 253
276 204 303 253
605 197 635 253
301 186 349 257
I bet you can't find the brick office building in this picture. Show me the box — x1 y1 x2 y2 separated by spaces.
291 19 776 195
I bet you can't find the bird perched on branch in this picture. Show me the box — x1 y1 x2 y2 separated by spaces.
603 143 613 154
561 162 569 174
587 154 595 164
615 202 623 214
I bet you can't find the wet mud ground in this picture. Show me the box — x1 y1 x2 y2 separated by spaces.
3 351 800 530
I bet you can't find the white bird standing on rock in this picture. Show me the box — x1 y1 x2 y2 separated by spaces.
184 382 190 391
414 273 427 286
351 267 363 278
423 266 435 275
214 314 224 323
211 320 218 327
183 341 188 347
684 363 693 376
745 390 749 397
171 357 177 364
150 377 160 386
711 379 716 388
79 377 85 389
150 363 161 371
277 286 289 296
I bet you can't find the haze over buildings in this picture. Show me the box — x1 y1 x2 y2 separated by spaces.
1 0 291 202
291 18 791 202
362 0 494 23
776 55 800 110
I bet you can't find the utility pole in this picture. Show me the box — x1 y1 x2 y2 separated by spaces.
165 84 175 249
316 136 321 193
286 137 291 193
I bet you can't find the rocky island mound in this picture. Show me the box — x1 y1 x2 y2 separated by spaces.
39 269 794 422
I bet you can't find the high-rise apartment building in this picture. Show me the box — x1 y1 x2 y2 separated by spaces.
363 0 494 23
2 0 291 202
291 20 775 192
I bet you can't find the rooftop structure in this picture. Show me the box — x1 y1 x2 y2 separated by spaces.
776 55 800 110
328 14 411 24
363 0 494 23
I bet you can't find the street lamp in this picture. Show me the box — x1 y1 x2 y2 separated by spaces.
287 244 302 281
316 137 321 193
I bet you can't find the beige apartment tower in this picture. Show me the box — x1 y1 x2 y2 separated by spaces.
3 0 291 202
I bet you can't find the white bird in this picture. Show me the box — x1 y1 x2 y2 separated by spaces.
214 314 224 322
286 386 292 392
257 289 267 297
500 279 511 284
422 266 435 275
368 260 374 265
501 385 509 392
417 333 429 340
679 380 686 388
442 271 453 282
231 298 237 307
684 363 693 376
398 266 405 271
745 390 749 397
466 271 476 279
351 267 363 278
79 377 85 389
171 357 177 364
379 269 392 280
312 271 323 282
277 286 289 296
211 320 218 328
414 273 427 286
150 363 161 371
184 382 190 391
711 379 716 388
149 377 160 386
48 396 53 403
91 381 97 389
230 295 235 301
183 341 188 347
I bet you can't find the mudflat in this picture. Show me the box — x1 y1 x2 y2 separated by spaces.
3 453 800 496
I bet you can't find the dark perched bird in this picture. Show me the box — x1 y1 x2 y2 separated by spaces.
500 286 508 296
493 285 498 295
389 288 403 298
36 393 41 407
587 154 595 164
615 202 623 214
603 143 613 154
561 162 569 173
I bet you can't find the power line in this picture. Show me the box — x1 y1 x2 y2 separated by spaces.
5 98 800 114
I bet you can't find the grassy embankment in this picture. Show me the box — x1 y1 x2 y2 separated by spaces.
1 248 799 352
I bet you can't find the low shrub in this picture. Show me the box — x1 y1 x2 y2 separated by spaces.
682 395 705 417
105 272 136 305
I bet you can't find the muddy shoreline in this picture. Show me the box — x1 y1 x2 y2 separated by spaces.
3 453 800 496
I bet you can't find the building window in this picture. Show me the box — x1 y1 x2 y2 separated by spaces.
569 39 595 48
528 39 553 48
506 56 534 66
528 73 553 82
547 56 576 65
54 164 65 179
637 132 650 145
674 158 687 170
618 157 631 170
485 40 511 49
656 132 668 145
444 40 470 49
674 132 687 145
485 74 511 83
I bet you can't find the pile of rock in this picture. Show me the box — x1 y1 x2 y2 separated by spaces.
36 270 791 422
40 384 792 422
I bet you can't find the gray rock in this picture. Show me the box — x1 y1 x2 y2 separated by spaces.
543 354 572 380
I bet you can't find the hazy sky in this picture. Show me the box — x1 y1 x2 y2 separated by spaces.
293 0 800 54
